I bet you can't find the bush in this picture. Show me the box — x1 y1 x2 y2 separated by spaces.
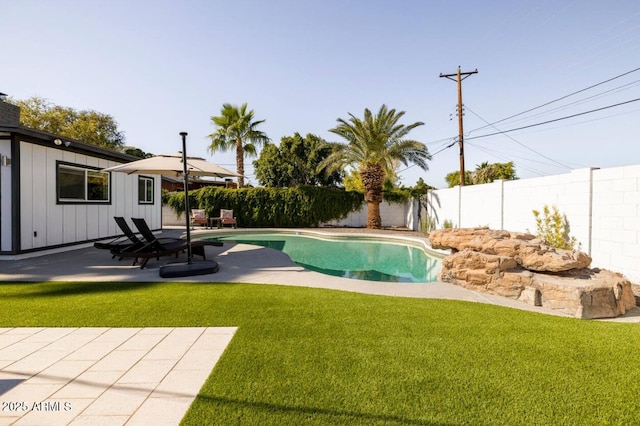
532 205 577 250
420 216 436 234
164 186 364 227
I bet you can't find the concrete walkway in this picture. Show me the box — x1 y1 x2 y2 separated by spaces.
0 327 236 425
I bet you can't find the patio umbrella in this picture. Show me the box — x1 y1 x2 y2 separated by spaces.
102 132 240 277
102 152 239 178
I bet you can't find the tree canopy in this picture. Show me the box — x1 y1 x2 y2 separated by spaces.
445 161 518 187
13 96 126 150
254 133 342 187
445 170 473 188
122 147 154 159
208 103 270 187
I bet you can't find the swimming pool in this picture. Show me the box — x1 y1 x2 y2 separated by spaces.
206 232 442 283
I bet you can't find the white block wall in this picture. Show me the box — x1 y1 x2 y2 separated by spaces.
591 166 640 282
426 166 640 283
327 200 415 228
427 186 459 228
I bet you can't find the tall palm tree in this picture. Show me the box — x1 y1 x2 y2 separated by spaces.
208 103 270 187
320 105 431 229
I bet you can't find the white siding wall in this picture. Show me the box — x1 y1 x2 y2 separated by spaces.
0 139 11 251
19 141 162 251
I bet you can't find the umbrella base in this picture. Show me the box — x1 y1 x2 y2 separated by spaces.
159 260 219 278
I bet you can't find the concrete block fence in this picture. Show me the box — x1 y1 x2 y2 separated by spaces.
423 166 640 283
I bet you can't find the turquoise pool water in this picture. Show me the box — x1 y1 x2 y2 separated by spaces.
209 233 441 283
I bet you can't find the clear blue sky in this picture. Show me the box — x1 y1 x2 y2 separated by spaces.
3 0 640 188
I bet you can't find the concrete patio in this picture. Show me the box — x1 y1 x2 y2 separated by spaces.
0 327 235 425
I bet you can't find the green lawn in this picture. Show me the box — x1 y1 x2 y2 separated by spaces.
1 281 639 425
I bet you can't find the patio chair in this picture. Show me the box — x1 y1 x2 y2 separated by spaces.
190 209 208 228
93 217 146 258
118 217 223 269
220 209 237 228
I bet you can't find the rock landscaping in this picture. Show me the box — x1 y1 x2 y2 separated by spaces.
429 228 636 319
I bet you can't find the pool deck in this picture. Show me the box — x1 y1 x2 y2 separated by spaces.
1 227 639 425
0 227 572 316
2 226 639 319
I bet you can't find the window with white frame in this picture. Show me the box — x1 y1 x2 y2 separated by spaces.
138 176 154 204
57 162 110 204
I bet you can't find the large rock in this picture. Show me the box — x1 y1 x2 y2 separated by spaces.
430 228 635 319
527 269 636 319
430 228 591 272
516 244 592 272
440 250 524 298
429 228 534 254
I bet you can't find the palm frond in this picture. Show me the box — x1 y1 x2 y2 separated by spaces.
328 104 429 175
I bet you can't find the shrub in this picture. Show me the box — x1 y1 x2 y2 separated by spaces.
382 188 411 204
420 216 436 234
164 186 364 227
532 205 577 250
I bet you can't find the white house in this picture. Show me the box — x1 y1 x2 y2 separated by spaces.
0 97 162 258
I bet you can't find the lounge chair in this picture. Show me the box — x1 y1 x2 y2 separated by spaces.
93 217 146 258
118 217 223 269
190 209 208 228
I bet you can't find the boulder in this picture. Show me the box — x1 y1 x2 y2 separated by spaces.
429 228 591 272
528 269 636 319
516 245 591 272
430 228 634 319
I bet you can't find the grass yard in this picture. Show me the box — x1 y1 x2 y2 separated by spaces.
1 281 639 425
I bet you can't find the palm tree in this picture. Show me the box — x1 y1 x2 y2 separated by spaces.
471 161 518 185
320 105 431 229
208 103 270 187
472 161 494 184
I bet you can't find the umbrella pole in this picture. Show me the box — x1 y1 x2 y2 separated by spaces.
180 132 193 263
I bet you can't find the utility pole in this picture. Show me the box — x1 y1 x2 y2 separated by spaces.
440 66 478 186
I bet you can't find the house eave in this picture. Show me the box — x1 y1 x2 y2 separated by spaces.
0 125 139 163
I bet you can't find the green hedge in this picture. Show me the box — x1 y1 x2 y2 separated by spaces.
164 186 364 227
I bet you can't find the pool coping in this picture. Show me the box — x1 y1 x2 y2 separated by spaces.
195 227 446 283
192 227 450 258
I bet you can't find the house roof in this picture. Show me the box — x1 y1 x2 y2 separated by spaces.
0 125 139 163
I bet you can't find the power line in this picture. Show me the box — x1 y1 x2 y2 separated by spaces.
431 139 457 157
421 67 640 148
466 97 640 141
465 141 549 177
465 106 572 169
396 139 457 174
489 78 640 128
469 66 640 133
521 106 640 135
